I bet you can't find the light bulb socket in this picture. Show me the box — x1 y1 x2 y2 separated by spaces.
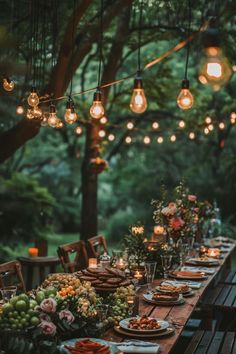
93 88 102 102
66 97 74 109
30 86 37 93
134 70 143 89
181 79 190 89
50 103 56 113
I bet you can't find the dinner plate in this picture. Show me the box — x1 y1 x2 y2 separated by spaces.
186 258 219 267
114 325 175 338
143 293 185 306
156 285 190 295
119 316 169 333
169 271 207 280
62 338 117 354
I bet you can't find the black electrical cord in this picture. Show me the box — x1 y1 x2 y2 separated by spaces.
138 0 143 71
184 0 191 80
97 0 104 87
69 0 77 97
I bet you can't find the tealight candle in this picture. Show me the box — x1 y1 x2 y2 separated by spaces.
88 258 98 268
28 248 39 257
116 258 125 269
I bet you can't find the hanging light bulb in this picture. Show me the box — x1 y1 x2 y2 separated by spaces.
16 105 24 115
143 136 151 144
204 127 209 135
178 120 186 128
208 124 214 131
26 108 34 120
130 71 147 114
64 98 78 124
75 126 83 135
41 116 48 127
230 112 236 124
98 129 106 138
189 132 195 140
55 120 64 129
199 21 232 91
177 79 194 110
125 136 132 144
48 103 59 128
170 134 176 142
90 88 105 119
152 122 159 129
219 122 225 130
205 116 212 124
3 78 15 92
27 86 40 107
100 116 108 124
127 122 134 130
108 133 115 141
32 106 42 119
157 136 163 144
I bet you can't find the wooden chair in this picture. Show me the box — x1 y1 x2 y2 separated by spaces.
184 330 236 354
57 240 88 273
0 260 26 293
87 235 108 258
220 271 236 285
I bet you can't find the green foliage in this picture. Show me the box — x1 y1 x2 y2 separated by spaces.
0 173 55 244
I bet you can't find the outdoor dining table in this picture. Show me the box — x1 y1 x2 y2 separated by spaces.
103 242 236 354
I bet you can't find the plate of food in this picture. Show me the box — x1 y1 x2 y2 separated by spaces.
170 270 207 280
156 283 190 294
143 292 185 305
119 315 169 333
63 338 114 354
186 257 219 266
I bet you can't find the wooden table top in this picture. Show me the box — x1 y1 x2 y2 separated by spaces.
103 243 235 354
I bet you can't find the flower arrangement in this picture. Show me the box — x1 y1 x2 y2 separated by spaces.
123 224 149 267
152 182 199 243
89 157 109 174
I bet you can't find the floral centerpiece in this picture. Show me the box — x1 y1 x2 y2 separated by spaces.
152 182 199 245
123 224 148 267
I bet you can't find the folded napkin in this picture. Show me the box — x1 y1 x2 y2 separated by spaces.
162 280 202 289
181 266 215 275
117 341 159 353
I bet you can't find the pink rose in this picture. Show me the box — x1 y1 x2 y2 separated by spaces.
188 195 197 202
59 310 75 324
194 207 199 213
40 298 57 313
169 217 185 230
39 313 51 322
39 321 56 336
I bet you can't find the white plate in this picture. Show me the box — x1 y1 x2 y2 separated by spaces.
119 316 169 333
143 293 184 306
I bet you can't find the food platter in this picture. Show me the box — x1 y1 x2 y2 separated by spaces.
156 284 194 297
114 325 175 338
143 292 185 306
169 270 207 280
119 316 169 333
186 258 219 267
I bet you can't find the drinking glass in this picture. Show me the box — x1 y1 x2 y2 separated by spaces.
161 255 172 279
0 286 17 302
179 243 189 266
127 294 135 316
144 262 157 291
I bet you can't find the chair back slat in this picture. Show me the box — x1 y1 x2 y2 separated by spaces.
0 261 26 292
87 235 108 258
57 240 88 273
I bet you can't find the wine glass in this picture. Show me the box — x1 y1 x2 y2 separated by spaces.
179 243 189 266
161 255 172 279
144 262 157 292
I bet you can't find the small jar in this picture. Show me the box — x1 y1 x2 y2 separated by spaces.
99 252 111 269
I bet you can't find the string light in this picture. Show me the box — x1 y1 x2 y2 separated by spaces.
157 136 163 144
64 97 78 124
108 133 115 141
189 132 195 140
3 78 15 92
98 129 106 138
152 122 159 129
208 124 214 131
204 127 209 135
130 71 147 114
41 116 48 127
127 122 134 130
90 88 105 119
177 80 194 110
178 120 185 128
205 116 212 124
27 86 39 107
199 20 232 91
125 136 132 144
219 122 225 130
32 106 42 119
55 120 64 129
170 134 176 142
75 126 83 135
100 116 108 124
232 65 236 72
143 136 151 144
16 105 24 115
230 112 236 124
26 109 34 120
48 103 59 128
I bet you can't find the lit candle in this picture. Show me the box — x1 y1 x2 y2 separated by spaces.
134 270 143 280
154 225 164 235
116 258 125 269
28 248 39 257
88 258 98 268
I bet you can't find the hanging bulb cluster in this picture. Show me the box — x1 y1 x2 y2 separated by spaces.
199 21 232 91
90 88 105 119
64 97 78 124
48 103 63 128
3 78 15 92
130 71 147 114
177 79 194 110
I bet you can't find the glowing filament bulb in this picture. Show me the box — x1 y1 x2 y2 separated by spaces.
64 98 78 124
170 134 176 142
230 112 236 124
16 105 24 115
219 122 225 130
143 136 151 144
189 132 195 140
75 126 83 135
90 88 105 119
177 80 194 110
178 120 185 128
127 122 134 130
98 129 106 138
205 116 212 124
157 136 163 144
55 120 64 129
208 124 214 131
32 106 42 119
100 116 108 124
130 71 147 114
152 122 159 129
27 86 39 107
3 78 15 92
48 104 59 128
108 134 115 141
204 127 209 135
125 136 132 144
